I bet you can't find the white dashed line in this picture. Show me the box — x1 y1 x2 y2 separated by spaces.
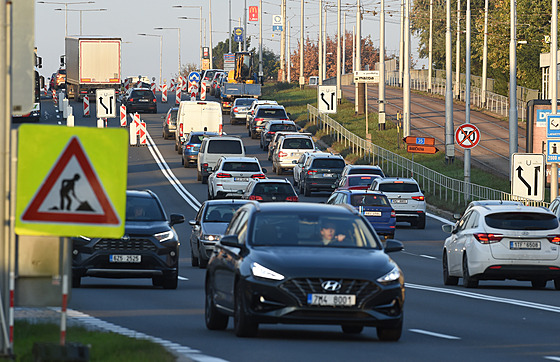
409 329 461 340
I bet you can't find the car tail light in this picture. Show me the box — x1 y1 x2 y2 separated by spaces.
285 196 299 202
278 151 288 158
185 144 194 149
412 196 425 201
255 118 264 124
203 163 208 168
249 195 263 201
167 114 171 125
152 98 157 102
232 107 238 113
251 173 266 179
474 233 503 244
267 131 275 135
307 170 317 175
547 235 560 244
129 98 134 102
216 173 232 178
390 210 396 218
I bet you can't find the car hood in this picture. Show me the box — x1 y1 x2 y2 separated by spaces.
202 222 229 235
124 221 170 236
248 246 396 280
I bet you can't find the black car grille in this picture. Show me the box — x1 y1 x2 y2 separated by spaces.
94 238 157 252
280 278 380 307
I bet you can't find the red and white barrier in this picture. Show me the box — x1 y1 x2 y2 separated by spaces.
190 91 196 101
161 84 168 103
120 105 127 126
60 274 69 345
83 95 90 117
182 78 187 91
200 84 206 100
170 78 175 92
52 90 58 105
9 272 14 347
124 78 131 91
151 82 156 94
44 85 48 96
176 86 181 105
133 113 141 134
139 121 147 145
219 123 223 135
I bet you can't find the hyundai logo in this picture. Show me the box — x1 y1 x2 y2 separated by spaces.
121 235 130 242
321 280 341 292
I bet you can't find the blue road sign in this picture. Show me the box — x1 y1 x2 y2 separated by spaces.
188 71 200 83
234 27 244 42
272 25 283 32
416 138 425 145
547 114 560 138
547 139 560 162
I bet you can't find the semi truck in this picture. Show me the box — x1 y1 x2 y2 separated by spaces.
220 52 261 114
65 37 121 100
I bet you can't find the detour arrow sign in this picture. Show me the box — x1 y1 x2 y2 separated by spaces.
403 136 435 146
407 144 439 154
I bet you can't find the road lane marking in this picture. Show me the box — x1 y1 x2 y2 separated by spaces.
409 329 460 340
407 283 560 314
544 357 560 361
178 276 189 281
419 254 437 260
426 212 454 225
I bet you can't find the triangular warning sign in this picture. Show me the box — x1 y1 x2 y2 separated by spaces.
21 137 120 225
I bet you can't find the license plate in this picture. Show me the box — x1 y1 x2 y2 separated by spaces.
234 177 249 182
364 211 382 216
109 255 141 263
138 99 149 102
323 173 335 177
307 293 356 306
510 241 541 250
391 199 408 204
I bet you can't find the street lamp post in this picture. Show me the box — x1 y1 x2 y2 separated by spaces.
155 27 181 78
174 5 203 69
138 33 163 87
37 1 95 36
53 8 106 36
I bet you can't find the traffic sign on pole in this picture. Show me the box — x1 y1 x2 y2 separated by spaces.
317 86 337 114
511 153 545 201
403 136 435 146
547 114 560 138
96 89 116 118
455 123 481 149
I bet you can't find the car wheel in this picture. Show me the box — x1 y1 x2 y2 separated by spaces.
267 153 272 161
199 253 208 269
341 325 363 334
276 166 283 175
152 276 163 287
162 272 178 289
263 144 268 151
72 274 81 288
162 131 165 138
259 139 263 149
202 175 208 185
205 280 228 330
462 254 479 288
248 129 251 137
377 320 402 341
531 279 547 289
442 252 459 286
304 183 311 197
197 171 202 181
177 145 182 155
554 278 560 290
234 283 258 337
207 186 213 200
415 214 426 229
191 246 199 267
174 142 178 151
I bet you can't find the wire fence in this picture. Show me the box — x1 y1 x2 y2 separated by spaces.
307 104 548 210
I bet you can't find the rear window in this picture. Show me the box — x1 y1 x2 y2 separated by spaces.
485 212 559 230
222 162 260 172
348 176 378 187
348 168 384 177
350 194 390 207
131 90 154 98
204 203 245 222
235 99 255 106
378 182 419 193
282 138 313 150
204 70 218 80
256 108 287 118
270 124 297 132
126 196 165 221
311 158 345 169
187 134 207 144
169 110 178 121
253 183 294 195
207 140 243 154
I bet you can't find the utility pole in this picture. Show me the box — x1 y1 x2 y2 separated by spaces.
299 0 304 88
551 0 558 200
280 0 286 82
428 0 433 93
403 0 410 137
209 0 213 69
228 0 231 53
445 0 455 163
259 0 263 83
355 1 362 114
379 0 386 129
399 0 404 86
509 0 518 166
481 0 488 106
319 0 323 85
455 0 461 99
323 7 327 80
288 20 291 82
336 0 341 103
243 0 247 51
343 12 346 75
465 0 471 186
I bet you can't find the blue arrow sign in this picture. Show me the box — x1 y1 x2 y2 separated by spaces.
188 72 200 83
547 114 560 138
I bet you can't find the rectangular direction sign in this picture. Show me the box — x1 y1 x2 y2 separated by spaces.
547 139 560 163
403 136 435 146
354 70 379 83
547 114 560 137
511 153 545 201
407 144 438 154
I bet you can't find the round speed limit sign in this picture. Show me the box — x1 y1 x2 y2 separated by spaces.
455 123 481 149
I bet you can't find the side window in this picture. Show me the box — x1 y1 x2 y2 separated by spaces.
195 205 204 222
236 213 250 244
327 192 339 204
304 156 314 168
226 210 245 235
465 211 479 229
550 199 559 214
456 211 472 232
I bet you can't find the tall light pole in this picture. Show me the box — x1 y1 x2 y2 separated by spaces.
428 0 433 92
465 0 471 186
481 0 489 106
379 0 386 128
174 5 203 69
551 0 558 199
455 0 461 99
403 0 411 137
54 8 106 36
138 33 163 86
445 0 455 163
299 0 304 88
37 1 95 36
209 0 214 69
336 0 341 103
509 0 518 163
155 27 181 78
318 0 323 85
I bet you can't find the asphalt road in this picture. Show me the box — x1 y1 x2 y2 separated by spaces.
28 93 560 362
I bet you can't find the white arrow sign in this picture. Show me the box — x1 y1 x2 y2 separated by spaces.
317 85 337 114
96 89 116 118
511 153 545 201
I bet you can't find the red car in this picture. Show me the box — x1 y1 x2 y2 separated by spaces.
335 174 381 191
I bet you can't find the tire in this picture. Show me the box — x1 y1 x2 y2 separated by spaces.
415 215 426 229
531 279 547 289
234 284 258 337
202 176 208 185
205 280 229 330
177 145 182 155
207 186 213 200
191 246 199 267
462 254 479 288
174 142 178 151
162 272 178 289
72 274 81 288
199 253 208 269
182 157 188 168
442 252 459 286
259 139 263 150
554 278 560 290
304 183 311 197
341 325 364 334
248 129 251 137
377 320 402 341
276 166 283 175
197 171 202 181
250 130 257 139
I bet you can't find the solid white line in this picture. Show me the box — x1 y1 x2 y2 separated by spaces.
409 329 461 340
544 357 560 361
419 254 437 260
426 212 454 225
178 276 189 281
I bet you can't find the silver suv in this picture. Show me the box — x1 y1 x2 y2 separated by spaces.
271 133 315 175
369 177 426 229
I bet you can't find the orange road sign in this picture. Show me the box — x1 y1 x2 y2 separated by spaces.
403 136 435 146
407 144 439 154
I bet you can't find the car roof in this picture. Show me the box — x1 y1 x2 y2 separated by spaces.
345 164 382 170
243 201 359 215
342 189 387 196
219 156 259 162
309 153 344 159
256 104 285 109
470 204 553 215
250 178 291 184
189 131 219 136
346 173 381 178
126 189 155 199
206 135 241 141
467 200 523 208
376 177 418 184
203 199 251 206
267 119 295 125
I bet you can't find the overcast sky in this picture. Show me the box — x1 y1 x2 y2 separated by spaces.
35 0 423 83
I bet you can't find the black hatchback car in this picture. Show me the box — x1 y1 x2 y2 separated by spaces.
72 190 185 289
123 88 157 114
241 178 299 202
205 202 404 340
299 153 346 196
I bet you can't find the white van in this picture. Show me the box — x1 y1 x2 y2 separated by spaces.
175 100 223 154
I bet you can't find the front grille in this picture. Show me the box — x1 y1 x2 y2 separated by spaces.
94 238 157 251
280 278 380 307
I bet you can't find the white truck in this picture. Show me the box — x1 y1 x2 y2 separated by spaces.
65 37 121 100
174 100 223 153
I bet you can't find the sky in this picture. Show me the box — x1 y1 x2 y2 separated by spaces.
35 0 424 84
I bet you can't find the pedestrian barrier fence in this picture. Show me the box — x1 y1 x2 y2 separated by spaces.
307 104 549 210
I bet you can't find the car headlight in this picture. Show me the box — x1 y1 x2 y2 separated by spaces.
154 230 174 243
201 234 221 242
251 262 285 281
377 266 401 285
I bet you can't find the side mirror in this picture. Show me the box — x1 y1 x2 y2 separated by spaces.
292 160 298 164
220 235 240 248
441 224 454 233
188 219 198 226
262 168 268 174
170 214 185 226
384 239 404 253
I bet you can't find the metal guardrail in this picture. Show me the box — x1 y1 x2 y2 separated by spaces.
307 104 548 210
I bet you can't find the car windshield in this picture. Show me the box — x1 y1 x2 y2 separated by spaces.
126 196 166 221
485 212 559 230
236 99 255 106
312 158 345 169
270 124 297 132
256 108 287 118
208 140 243 154
349 168 384 177
378 182 419 193
350 194 390 207
204 204 245 222
348 176 378 187
222 162 261 172
282 138 313 150
251 213 381 249
253 183 294 196
187 134 209 144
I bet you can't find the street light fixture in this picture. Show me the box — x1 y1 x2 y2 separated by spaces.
138 33 163 87
53 8 106 36
154 27 181 77
174 5 203 70
37 1 95 36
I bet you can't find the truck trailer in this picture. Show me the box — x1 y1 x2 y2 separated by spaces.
65 37 121 100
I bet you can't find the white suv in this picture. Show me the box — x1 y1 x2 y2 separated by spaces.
369 177 426 229
442 204 560 289
207 157 267 199
271 134 316 175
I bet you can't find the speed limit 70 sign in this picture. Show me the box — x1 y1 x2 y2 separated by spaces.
455 123 481 149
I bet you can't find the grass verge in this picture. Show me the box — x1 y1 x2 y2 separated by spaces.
1 321 176 362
